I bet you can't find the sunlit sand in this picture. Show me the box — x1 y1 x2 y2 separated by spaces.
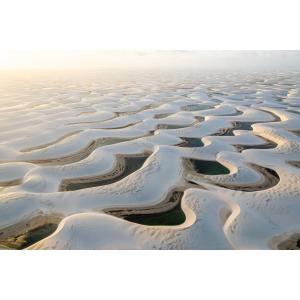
0 62 299 249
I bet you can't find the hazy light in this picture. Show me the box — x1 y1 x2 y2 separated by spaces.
0 0 299 69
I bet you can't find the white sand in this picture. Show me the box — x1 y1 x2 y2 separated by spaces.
0 69 299 249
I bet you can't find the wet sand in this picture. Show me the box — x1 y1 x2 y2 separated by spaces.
0 214 62 250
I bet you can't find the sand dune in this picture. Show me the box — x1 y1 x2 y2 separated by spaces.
0 69 299 250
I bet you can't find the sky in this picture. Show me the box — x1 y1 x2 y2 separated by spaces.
2 50 300 70
0 0 299 69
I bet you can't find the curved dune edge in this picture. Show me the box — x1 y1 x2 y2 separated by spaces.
215 164 280 192
20 130 83 153
59 154 126 191
103 187 198 229
184 157 280 192
20 137 133 165
27 187 238 250
2 186 198 250
26 190 199 250
59 153 151 191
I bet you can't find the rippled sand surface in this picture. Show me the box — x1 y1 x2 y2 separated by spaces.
0 69 299 249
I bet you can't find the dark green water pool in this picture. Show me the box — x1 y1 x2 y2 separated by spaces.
124 202 186 226
190 159 230 175
108 191 186 226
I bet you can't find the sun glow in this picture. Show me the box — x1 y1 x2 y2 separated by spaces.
0 0 299 69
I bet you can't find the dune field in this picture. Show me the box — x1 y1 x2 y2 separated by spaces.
0 69 299 250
